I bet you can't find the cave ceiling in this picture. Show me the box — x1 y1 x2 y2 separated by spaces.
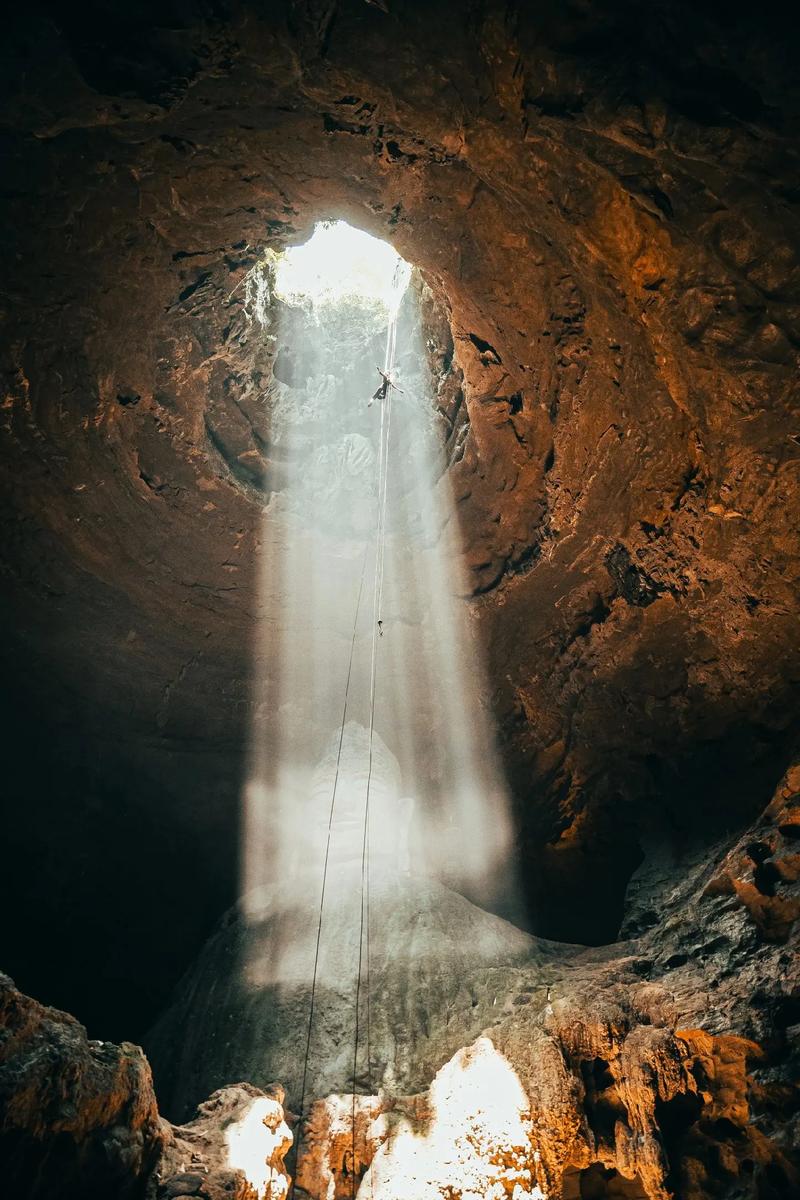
1 0 799 1037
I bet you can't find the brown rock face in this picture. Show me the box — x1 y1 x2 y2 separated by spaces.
0 972 293 1200
0 973 163 1198
0 0 799 1166
295 1029 793 1200
704 764 800 942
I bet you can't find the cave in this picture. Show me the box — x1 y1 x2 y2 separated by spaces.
1 2 799 1198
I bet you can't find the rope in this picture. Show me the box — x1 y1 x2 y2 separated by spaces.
290 542 369 1198
293 290 401 1200
375 302 399 625
350 299 398 1197
376 389 393 625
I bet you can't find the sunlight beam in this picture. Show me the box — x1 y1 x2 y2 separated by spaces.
238 217 522 1108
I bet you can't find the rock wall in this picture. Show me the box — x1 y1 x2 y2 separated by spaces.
0 973 164 1198
0 0 798 1096
298 1030 788 1200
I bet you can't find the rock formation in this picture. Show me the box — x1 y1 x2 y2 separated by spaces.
143 764 798 1198
0 973 292 1200
0 972 163 1198
1 1 799 1196
146 873 542 1122
298 1023 792 1200
151 1083 292 1200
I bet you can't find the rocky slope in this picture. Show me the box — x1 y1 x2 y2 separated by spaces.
2 761 797 1198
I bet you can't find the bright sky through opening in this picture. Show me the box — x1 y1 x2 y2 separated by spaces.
273 220 411 309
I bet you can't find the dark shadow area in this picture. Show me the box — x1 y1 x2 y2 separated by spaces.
517 718 798 946
0 642 243 1042
562 1162 648 1199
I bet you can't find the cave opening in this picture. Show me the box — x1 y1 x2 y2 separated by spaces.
271 219 411 309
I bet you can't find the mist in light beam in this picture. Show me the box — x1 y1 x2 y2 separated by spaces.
240 218 521 1101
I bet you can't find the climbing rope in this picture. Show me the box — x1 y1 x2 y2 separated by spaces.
291 542 370 1199
376 390 393 626
376 288 401 626
292 290 401 1200
350 296 400 1196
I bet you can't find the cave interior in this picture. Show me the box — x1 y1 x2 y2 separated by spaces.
1 2 799 1199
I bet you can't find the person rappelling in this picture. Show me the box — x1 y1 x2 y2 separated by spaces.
369 366 403 406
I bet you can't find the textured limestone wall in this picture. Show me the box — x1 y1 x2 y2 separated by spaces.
0 973 164 1198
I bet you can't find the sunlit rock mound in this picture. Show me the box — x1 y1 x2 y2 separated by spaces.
146 765 799 1199
146 875 569 1123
